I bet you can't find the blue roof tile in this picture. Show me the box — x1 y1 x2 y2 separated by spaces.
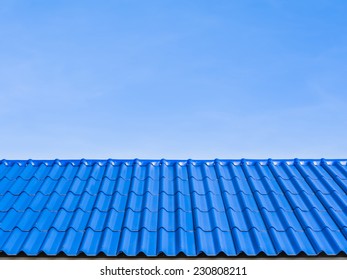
0 158 347 256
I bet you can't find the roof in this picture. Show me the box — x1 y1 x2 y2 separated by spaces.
0 158 346 256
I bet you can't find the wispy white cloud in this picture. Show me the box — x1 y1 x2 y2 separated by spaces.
0 0 347 159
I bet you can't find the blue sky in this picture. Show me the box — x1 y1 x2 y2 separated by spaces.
1 0 347 159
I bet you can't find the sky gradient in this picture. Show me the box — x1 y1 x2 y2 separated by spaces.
1 0 347 159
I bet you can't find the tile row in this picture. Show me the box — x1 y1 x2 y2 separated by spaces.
0 160 346 181
0 176 346 196
0 191 346 212
1 208 346 232
0 227 346 256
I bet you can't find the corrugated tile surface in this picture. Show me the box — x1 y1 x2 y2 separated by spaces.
0 159 347 256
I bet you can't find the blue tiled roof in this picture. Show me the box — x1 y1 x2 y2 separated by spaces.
0 158 346 256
